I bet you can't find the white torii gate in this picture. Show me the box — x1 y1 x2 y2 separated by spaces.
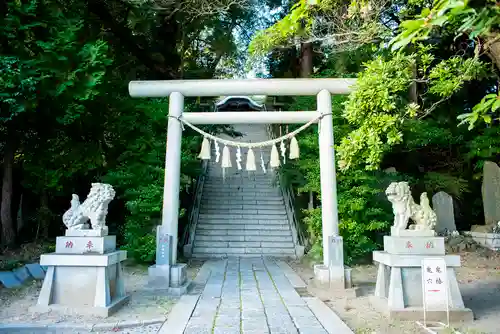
128 78 356 291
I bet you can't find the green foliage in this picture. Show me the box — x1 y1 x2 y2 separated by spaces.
390 0 500 51
0 0 254 253
102 99 201 262
0 0 111 123
248 0 312 57
280 95 397 264
299 169 399 264
390 0 500 129
458 93 500 129
338 53 414 171
338 48 485 171
422 172 469 199
428 57 487 98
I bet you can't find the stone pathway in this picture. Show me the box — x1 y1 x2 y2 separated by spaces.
160 257 353 334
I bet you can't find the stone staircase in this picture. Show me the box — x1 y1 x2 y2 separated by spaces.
190 124 299 258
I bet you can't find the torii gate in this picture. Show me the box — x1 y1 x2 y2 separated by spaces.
128 78 356 292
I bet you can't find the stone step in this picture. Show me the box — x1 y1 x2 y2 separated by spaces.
195 235 293 242
201 194 283 201
203 181 276 190
203 184 280 193
201 199 284 205
192 247 296 256
202 189 283 199
205 175 275 180
190 253 295 259
196 229 292 236
203 179 276 184
199 208 287 215
197 224 291 231
198 213 287 220
193 241 294 248
197 219 289 225
200 204 285 210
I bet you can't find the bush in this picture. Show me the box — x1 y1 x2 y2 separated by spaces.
302 170 403 264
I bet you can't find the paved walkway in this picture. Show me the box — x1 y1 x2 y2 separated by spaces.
160 257 353 334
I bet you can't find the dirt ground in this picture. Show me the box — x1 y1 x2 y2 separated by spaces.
288 249 500 334
0 259 204 326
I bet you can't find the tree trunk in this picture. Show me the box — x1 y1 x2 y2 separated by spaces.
40 192 50 239
410 61 418 103
1 136 16 247
300 42 313 78
16 193 24 234
308 190 314 210
487 38 500 73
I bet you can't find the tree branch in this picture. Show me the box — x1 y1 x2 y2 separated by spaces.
87 0 177 78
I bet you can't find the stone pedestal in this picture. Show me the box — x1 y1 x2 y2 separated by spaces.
372 232 473 322
147 225 190 295
32 230 129 317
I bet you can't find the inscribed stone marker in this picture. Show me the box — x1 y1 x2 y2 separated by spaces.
328 236 345 287
156 225 171 266
482 161 500 226
432 191 456 234
328 236 344 266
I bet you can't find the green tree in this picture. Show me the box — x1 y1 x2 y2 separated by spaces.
0 0 111 245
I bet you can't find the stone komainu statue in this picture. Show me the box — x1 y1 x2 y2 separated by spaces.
62 183 116 231
385 181 437 231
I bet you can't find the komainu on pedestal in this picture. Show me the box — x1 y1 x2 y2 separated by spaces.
32 183 129 317
371 181 473 322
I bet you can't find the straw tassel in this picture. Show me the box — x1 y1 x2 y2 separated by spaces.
198 137 211 160
289 137 300 159
280 140 286 164
270 144 280 168
214 141 221 163
246 148 256 171
260 150 267 173
221 145 232 168
236 146 242 170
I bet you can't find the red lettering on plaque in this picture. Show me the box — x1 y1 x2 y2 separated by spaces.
65 241 73 248
425 241 434 249
86 240 93 250
406 241 413 249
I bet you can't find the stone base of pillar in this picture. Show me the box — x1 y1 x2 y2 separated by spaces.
313 264 360 298
147 263 191 296
148 264 170 288
295 245 305 258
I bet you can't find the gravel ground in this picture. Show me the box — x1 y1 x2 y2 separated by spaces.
288 249 500 334
0 260 204 331
1 324 163 334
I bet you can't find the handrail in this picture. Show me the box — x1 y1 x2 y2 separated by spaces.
279 172 308 248
182 159 209 252
265 124 308 252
